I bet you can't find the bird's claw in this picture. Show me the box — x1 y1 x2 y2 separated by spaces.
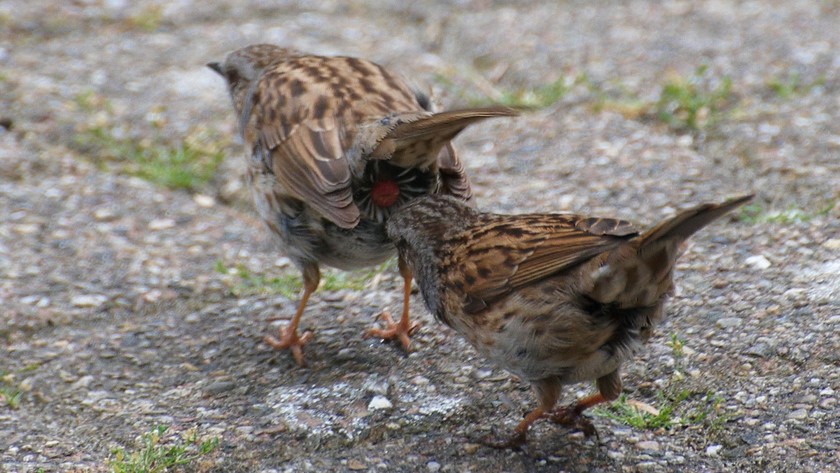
264 327 313 366
479 430 527 450
364 311 419 352
549 407 599 439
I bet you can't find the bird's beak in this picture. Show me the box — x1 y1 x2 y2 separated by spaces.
206 62 223 76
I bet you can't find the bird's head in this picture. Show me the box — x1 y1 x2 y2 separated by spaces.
207 44 301 131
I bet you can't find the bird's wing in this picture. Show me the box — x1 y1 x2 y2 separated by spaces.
449 214 639 313
361 107 520 169
249 63 358 228
249 56 422 229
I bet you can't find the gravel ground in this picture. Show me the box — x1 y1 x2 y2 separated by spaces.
1 1 839 472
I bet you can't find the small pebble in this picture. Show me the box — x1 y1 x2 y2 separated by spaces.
193 194 216 207
235 426 254 436
819 398 836 409
745 255 771 269
822 238 840 250
636 461 659 471
205 381 237 395
637 440 660 451
716 317 742 329
474 368 493 379
362 376 389 396
411 375 430 386
706 444 723 456
93 208 117 221
745 343 773 358
148 218 176 230
13 223 39 235
368 395 393 410
787 408 808 420
463 443 480 455
426 461 441 472
677 134 693 147
71 294 107 308
347 459 366 471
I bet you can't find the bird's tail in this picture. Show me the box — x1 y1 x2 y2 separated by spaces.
588 194 754 307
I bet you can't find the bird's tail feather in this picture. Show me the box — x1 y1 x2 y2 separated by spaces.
589 194 753 307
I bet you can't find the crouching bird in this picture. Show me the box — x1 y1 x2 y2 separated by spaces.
386 193 753 447
209 44 519 365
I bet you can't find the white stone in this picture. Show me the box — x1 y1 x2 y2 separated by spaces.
71 294 107 308
745 255 771 269
148 218 176 230
93 208 117 221
474 369 493 379
822 238 840 250
411 375 430 386
677 135 694 147
193 194 216 207
706 444 723 456
367 395 393 411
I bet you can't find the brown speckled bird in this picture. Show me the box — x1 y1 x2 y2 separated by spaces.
387 194 753 447
208 44 518 365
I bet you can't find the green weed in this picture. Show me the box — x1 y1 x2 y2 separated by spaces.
739 201 835 225
492 77 571 108
438 70 580 109
767 72 825 99
109 425 219 473
214 259 395 298
215 263 301 298
1 370 24 410
73 127 224 192
73 90 112 114
126 5 164 32
0 385 22 410
594 333 724 430
582 76 649 119
655 65 732 131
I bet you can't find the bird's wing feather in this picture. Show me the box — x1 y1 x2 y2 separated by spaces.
450 214 639 312
249 63 361 228
365 107 520 168
249 56 433 228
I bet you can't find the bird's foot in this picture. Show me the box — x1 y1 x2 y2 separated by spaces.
364 311 419 352
548 406 599 439
479 430 528 450
264 327 313 366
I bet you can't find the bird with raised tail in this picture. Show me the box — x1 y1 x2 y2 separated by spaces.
208 44 519 365
386 193 753 447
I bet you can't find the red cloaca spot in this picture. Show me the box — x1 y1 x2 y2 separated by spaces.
371 179 400 208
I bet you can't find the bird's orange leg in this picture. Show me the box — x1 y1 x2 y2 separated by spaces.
482 407 548 449
264 265 319 366
548 392 607 438
364 257 419 351
481 380 561 449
